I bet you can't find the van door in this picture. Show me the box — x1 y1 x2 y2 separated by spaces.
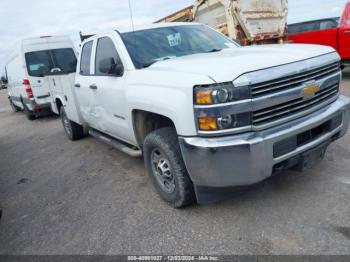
25 48 77 105
24 50 52 101
338 2 350 61
88 36 131 142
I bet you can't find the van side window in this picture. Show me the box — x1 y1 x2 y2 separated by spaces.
95 37 123 76
80 41 93 75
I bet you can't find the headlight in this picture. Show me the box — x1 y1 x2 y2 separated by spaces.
194 82 250 105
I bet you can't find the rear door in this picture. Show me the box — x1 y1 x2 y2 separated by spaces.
25 50 53 101
25 48 77 104
74 40 96 126
338 2 350 60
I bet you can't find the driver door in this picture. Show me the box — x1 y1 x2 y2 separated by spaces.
88 35 131 142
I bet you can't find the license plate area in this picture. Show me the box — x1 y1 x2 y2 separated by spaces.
273 114 342 158
273 141 330 173
297 142 329 171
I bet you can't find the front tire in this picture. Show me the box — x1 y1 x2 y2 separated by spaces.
60 107 84 141
143 127 195 208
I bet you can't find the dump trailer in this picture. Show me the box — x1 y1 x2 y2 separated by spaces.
155 0 288 45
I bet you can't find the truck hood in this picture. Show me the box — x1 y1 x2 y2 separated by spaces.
146 44 337 83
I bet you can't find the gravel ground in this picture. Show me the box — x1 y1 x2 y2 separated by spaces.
0 69 349 255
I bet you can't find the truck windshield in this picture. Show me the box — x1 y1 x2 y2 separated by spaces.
121 25 237 69
25 48 77 77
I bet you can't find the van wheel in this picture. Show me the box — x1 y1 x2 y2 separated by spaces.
22 102 35 120
143 127 195 208
9 98 20 112
60 107 84 141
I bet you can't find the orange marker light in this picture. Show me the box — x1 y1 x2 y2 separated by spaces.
198 117 218 131
195 90 213 105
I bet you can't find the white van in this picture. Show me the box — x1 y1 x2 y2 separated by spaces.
5 36 77 120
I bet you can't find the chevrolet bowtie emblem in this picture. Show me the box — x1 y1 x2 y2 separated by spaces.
302 82 320 99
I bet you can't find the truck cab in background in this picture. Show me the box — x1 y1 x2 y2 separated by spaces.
5 36 77 120
288 2 350 67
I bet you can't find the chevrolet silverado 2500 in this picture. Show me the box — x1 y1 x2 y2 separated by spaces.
53 23 350 207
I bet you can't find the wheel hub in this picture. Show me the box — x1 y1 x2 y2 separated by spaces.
151 149 175 194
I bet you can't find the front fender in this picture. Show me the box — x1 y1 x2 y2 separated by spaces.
125 71 213 136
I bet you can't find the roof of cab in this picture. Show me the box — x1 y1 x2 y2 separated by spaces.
21 35 72 46
119 22 201 34
81 22 202 43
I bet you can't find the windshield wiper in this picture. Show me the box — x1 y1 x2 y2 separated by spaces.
142 56 176 68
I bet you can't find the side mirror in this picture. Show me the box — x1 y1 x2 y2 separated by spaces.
99 57 124 76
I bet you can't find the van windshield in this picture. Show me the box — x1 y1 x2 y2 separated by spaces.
25 48 77 77
121 25 237 69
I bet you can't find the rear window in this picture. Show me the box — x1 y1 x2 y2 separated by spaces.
51 49 77 74
25 51 52 77
25 48 77 77
289 18 339 35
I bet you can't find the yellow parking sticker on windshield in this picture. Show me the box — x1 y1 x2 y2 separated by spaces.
167 33 181 47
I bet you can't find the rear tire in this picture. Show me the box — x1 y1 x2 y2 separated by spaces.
143 127 196 208
22 102 35 120
9 98 20 112
60 107 84 141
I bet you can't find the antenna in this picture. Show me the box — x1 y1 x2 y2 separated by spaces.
128 0 135 32
128 0 138 66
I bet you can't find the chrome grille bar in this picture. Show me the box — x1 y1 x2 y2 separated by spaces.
251 62 340 97
253 84 339 125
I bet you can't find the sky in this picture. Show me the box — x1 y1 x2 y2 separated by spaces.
0 0 348 76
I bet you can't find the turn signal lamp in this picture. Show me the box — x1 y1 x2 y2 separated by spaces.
198 117 218 131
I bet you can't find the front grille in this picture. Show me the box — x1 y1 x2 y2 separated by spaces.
253 83 339 126
251 62 340 98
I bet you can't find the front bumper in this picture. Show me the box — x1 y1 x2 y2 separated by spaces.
179 95 350 190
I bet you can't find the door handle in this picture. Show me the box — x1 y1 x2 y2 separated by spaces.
89 84 98 90
74 83 81 88
344 30 350 34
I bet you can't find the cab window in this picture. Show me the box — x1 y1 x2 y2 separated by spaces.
95 37 123 76
80 41 93 75
289 18 339 35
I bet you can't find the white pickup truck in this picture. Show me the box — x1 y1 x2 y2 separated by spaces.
48 23 350 207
